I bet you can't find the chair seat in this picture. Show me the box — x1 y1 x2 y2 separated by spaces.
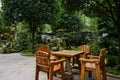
85 63 96 68
54 65 61 72
50 55 57 60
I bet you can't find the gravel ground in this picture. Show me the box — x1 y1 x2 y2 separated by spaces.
0 53 120 80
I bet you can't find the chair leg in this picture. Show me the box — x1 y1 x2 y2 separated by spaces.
61 67 65 80
47 73 49 79
35 65 39 80
102 64 107 80
72 58 75 66
96 65 101 80
49 66 54 80
60 63 65 80
80 63 85 80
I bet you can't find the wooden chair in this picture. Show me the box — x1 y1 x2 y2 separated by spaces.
79 48 107 80
35 51 66 80
72 45 90 67
38 45 56 60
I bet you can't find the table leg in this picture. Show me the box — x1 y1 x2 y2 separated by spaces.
66 58 72 73
65 58 74 80
76 55 81 68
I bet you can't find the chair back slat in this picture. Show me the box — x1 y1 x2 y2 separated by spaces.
80 45 90 58
80 45 90 53
38 46 49 53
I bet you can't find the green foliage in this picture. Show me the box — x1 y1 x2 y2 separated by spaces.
106 67 120 76
106 55 119 67
0 25 15 42
49 37 61 51
1 0 56 25
88 41 101 55
16 32 32 50
55 12 82 33
82 31 100 55
62 0 103 15
51 0 65 30
63 33 72 49
21 51 34 56
62 0 120 62
9 47 20 53
6 22 32 52
98 18 119 56
1 0 58 53
0 11 3 26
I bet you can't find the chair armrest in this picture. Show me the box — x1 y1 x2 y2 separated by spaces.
50 55 57 61
83 52 90 58
79 58 100 63
51 59 66 65
88 55 99 59
85 52 90 54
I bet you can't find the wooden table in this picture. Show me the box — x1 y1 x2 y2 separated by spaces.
51 50 84 79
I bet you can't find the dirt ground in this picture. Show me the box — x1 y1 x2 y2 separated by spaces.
0 53 120 80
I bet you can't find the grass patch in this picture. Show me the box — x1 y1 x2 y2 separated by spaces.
21 51 34 56
71 46 79 50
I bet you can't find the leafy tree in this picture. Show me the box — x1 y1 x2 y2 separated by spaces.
55 12 82 32
1 0 57 53
62 0 120 62
0 11 2 41
51 0 65 32
0 11 2 26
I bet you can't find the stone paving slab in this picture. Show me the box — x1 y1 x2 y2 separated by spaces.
0 53 120 80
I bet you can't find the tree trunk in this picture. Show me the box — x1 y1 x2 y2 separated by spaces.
116 23 120 63
32 30 35 53
28 20 35 54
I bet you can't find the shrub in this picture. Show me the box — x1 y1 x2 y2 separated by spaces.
106 55 119 67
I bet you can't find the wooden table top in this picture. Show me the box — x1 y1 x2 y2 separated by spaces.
51 50 84 58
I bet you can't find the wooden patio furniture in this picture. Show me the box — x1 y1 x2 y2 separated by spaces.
34 51 66 80
38 45 56 60
72 45 90 68
79 48 107 80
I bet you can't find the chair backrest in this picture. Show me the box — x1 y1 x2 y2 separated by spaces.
80 45 90 53
38 46 49 53
35 51 50 72
80 45 90 58
99 48 107 65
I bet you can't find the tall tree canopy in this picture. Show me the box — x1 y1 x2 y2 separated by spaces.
2 0 56 25
1 0 57 53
